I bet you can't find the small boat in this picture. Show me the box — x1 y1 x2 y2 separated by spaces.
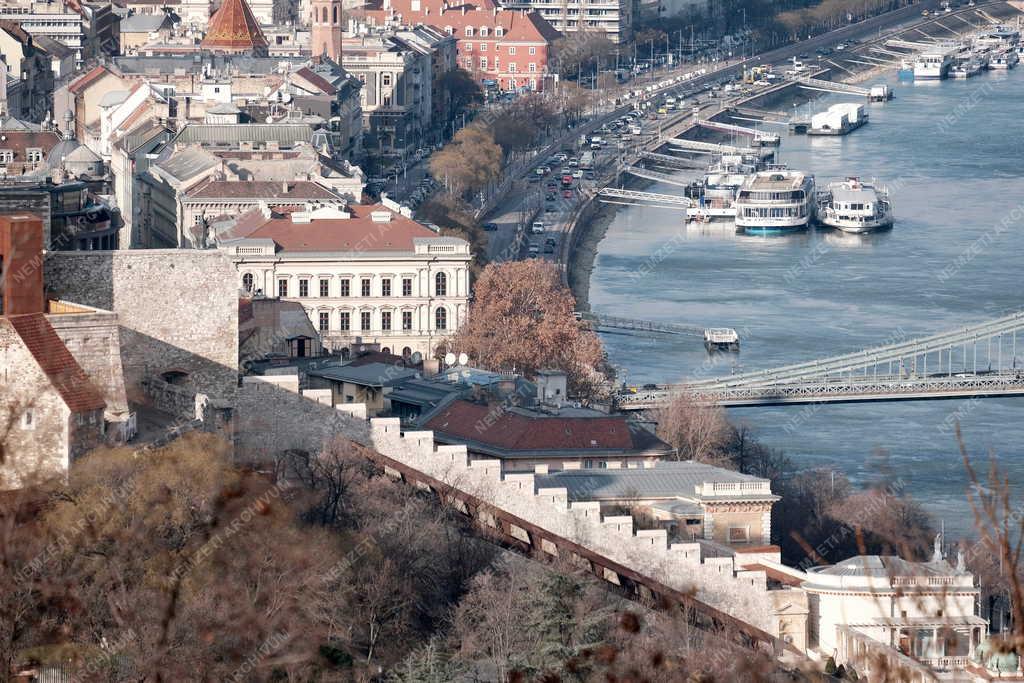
704 328 740 352
989 49 1019 69
951 59 983 78
816 177 894 234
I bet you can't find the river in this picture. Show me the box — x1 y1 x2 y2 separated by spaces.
586 67 1024 538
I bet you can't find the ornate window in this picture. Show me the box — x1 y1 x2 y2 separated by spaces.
435 272 447 296
242 273 254 291
435 307 447 330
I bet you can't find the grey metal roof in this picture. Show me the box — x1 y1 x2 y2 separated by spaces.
207 103 242 114
34 35 73 58
173 123 315 147
309 362 419 388
98 90 130 108
535 461 774 502
113 54 306 75
813 556 962 578
120 13 169 33
648 499 703 517
386 378 462 407
153 146 219 183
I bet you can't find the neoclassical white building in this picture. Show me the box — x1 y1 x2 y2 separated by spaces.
218 203 471 359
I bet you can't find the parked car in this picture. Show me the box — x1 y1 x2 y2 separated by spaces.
584 171 596 180
562 189 573 198
543 244 555 254
483 222 499 231
531 221 545 234
546 192 557 201
545 237 557 246
572 170 584 179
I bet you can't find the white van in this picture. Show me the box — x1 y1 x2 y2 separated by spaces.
531 221 545 234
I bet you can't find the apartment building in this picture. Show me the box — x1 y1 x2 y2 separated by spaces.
503 0 632 44
218 202 472 359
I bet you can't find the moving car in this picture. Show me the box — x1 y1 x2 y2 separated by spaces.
531 221 545 234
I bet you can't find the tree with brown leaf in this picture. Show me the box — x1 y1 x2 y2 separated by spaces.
447 260 609 400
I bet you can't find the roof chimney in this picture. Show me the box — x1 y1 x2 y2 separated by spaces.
0 214 45 316
461 6 465 14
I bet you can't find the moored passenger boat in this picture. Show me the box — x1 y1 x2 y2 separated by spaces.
734 168 815 234
816 177 894 234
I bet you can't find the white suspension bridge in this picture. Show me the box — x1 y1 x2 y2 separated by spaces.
616 311 1024 409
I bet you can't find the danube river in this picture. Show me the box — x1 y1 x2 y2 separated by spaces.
587 67 1024 537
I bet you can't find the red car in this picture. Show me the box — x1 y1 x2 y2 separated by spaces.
561 175 573 185
562 189 573 199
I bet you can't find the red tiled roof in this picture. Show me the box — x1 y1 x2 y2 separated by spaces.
226 203 439 252
364 2 556 44
201 0 268 53
0 131 60 163
0 20 31 45
292 67 337 96
424 400 637 452
68 65 115 95
6 314 106 413
187 180 340 200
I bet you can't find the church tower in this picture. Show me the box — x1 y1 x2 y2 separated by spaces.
310 0 343 62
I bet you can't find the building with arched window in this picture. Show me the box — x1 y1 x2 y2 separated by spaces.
222 200 471 359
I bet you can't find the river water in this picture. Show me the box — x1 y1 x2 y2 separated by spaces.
587 67 1024 538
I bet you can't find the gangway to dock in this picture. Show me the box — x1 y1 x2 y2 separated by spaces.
622 165 694 188
693 117 781 145
666 138 763 157
884 38 935 50
596 187 691 210
727 106 790 122
580 312 706 338
870 46 909 58
638 151 704 170
794 77 871 97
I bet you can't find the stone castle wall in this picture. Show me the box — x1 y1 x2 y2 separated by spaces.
44 250 239 401
230 373 775 631
47 308 130 421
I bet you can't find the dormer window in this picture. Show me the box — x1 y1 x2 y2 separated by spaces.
479 26 488 37
495 26 503 36
444 25 452 34
465 26 473 37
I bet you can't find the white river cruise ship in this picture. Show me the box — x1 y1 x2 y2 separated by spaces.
734 169 815 234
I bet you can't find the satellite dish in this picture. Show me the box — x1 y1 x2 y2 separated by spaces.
458 352 469 366
410 351 423 364
444 352 456 366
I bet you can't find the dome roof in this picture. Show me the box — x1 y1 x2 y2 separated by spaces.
46 137 82 167
200 0 268 54
64 145 102 163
